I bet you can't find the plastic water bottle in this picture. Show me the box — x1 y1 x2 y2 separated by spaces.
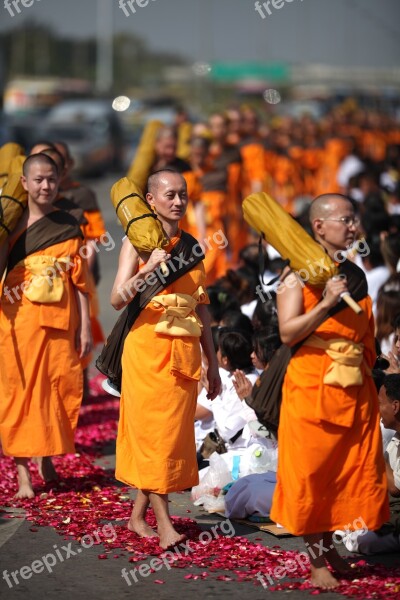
248 446 271 474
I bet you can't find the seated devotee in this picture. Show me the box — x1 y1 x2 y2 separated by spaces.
196 331 260 452
376 275 400 356
386 314 400 374
341 373 400 554
218 310 254 341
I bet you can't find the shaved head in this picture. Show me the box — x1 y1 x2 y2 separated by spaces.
156 126 177 142
23 153 59 177
147 169 185 196
309 193 353 223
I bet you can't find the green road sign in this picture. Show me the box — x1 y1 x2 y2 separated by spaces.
211 62 289 82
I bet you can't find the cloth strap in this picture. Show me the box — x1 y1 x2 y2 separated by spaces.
151 286 207 337
304 334 370 387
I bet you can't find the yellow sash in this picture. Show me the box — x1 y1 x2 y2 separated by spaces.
305 334 369 387
16 256 71 304
151 286 207 337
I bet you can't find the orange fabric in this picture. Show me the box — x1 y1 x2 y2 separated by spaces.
116 233 209 494
359 130 387 163
0 238 91 457
180 170 203 239
202 190 226 224
270 287 390 535
81 210 106 241
203 237 228 286
265 154 302 214
240 142 266 196
200 191 228 284
226 161 246 263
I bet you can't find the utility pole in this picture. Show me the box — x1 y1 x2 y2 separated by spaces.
96 0 114 94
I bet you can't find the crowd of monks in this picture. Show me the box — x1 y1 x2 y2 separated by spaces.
0 100 399 586
126 102 400 284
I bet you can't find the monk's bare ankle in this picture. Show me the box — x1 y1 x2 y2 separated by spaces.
157 523 186 549
15 458 34 499
310 564 340 589
128 517 158 538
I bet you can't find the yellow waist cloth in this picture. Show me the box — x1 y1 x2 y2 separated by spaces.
151 286 206 337
15 256 72 304
305 334 369 387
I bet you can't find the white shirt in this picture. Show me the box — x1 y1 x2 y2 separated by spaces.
337 155 364 188
385 433 400 491
210 369 259 447
381 333 395 357
365 266 390 314
195 386 216 450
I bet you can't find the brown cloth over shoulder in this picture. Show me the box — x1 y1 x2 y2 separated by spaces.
246 259 368 435
96 230 204 391
7 210 83 272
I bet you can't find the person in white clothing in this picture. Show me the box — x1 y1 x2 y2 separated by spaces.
196 331 259 450
342 373 400 554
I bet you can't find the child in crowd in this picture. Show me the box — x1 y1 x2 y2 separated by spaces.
196 331 259 452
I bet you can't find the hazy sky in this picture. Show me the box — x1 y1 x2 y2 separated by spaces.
0 0 399 68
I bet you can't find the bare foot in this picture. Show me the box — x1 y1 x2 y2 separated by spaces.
158 528 187 550
37 457 59 482
15 459 35 499
15 482 35 499
128 518 159 538
310 565 340 589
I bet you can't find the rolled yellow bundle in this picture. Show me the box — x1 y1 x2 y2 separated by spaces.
111 177 168 273
242 192 362 314
0 170 28 246
0 143 24 189
127 120 164 191
177 122 193 161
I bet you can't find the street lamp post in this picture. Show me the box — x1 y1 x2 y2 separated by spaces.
96 0 114 94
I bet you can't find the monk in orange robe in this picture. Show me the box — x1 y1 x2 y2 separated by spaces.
112 170 221 549
202 114 242 282
55 141 106 349
270 194 389 589
0 154 92 498
180 137 208 243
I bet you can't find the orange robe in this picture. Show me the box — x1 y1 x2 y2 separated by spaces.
0 235 90 457
61 180 106 348
270 287 389 535
115 233 209 494
201 190 228 285
180 170 204 240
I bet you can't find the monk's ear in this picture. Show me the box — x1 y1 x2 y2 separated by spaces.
146 192 155 209
20 175 28 192
221 355 229 370
313 218 325 236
